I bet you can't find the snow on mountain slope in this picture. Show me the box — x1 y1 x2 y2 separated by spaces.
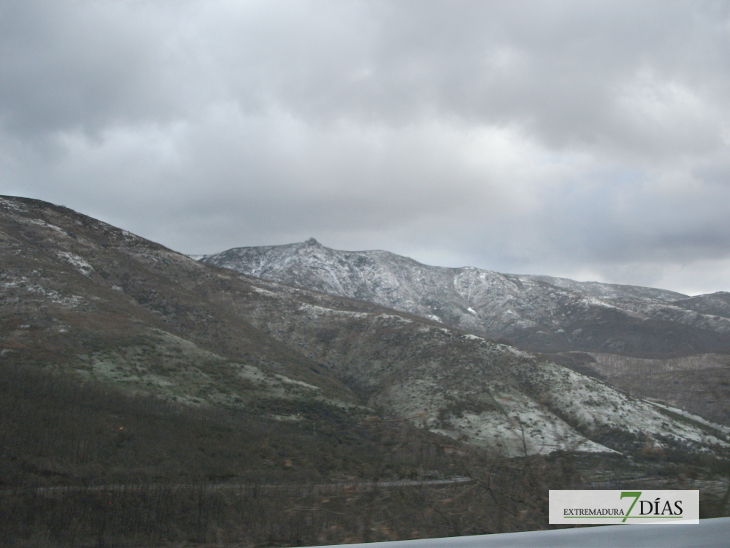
201 239 730 357
229 276 730 458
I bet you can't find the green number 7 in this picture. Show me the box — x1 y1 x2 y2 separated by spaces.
620 491 642 523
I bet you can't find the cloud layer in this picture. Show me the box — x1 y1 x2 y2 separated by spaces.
2 0 730 294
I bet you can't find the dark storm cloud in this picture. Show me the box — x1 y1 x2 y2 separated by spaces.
1 0 730 294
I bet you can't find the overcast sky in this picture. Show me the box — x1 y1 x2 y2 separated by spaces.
2 0 730 295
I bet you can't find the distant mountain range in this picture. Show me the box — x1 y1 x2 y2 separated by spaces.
200 238 730 357
201 238 730 424
2 196 729 462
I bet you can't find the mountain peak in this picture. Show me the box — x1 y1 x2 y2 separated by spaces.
303 237 322 247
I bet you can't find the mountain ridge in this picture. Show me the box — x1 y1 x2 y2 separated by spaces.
200 239 730 357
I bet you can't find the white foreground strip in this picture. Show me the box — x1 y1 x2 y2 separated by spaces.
302 517 730 548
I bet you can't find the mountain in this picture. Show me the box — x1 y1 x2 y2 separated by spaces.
200 239 730 425
2 196 729 463
674 292 730 320
200 238 730 357
0 201 357 412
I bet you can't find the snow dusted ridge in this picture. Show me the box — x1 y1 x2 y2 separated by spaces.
200 239 730 357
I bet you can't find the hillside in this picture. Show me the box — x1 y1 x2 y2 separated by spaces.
201 239 730 424
2 196 728 458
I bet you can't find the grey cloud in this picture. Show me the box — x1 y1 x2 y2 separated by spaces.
1 0 730 294
0 0 193 137
199 1 730 156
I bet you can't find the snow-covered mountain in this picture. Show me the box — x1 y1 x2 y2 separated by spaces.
4 196 729 457
200 238 730 357
201 239 730 426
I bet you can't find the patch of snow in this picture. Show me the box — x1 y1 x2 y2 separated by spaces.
1 277 83 308
383 313 413 324
24 218 67 235
274 374 320 390
271 414 305 422
534 363 730 452
251 286 279 297
120 230 141 242
647 401 730 436
506 347 534 359
298 302 371 319
0 197 27 212
57 252 94 276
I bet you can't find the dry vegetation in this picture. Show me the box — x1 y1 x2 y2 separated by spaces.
2 362 729 547
0 361 554 546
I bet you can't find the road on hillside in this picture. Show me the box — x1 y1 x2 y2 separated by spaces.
0 476 473 496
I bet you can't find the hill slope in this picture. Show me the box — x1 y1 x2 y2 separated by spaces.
201 239 730 424
2 196 729 461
